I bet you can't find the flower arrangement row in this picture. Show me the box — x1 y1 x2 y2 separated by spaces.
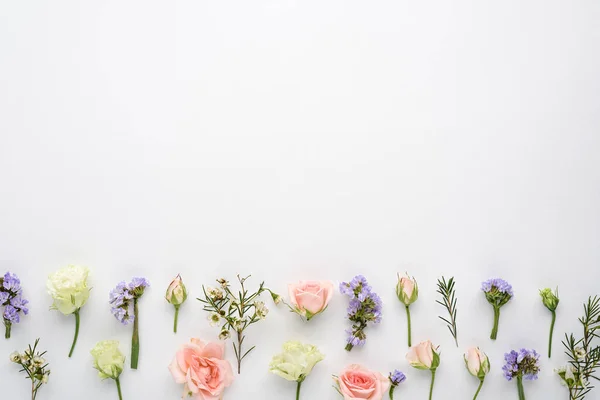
2 268 598 400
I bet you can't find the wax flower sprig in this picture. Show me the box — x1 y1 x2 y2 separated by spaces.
558 295 600 400
482 278 513 340
165 274 187 333
269 341 324 400
406 340 440 400
388 370 407 399
340 275 383 351
1 272 29 339
109 277 150 370
198 275 280 374
10 338 50 400
47 265 91 357
465 347 490 400
91 340 126 400
539 287 559 358
502 349 540 400
396 273 418 347
436 276 459 347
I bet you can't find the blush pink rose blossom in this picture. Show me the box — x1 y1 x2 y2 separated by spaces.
335 364 390 400
169 338 234 400
288 280 334 320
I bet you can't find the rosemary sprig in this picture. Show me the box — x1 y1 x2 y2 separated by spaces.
436 276 459 347
561 295 600 400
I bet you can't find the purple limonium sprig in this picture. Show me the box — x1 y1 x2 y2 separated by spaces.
109 277 149 370
481 278 513 340
388 370 406 399
1 272 29 339
502 349 540 400
339 275 382 351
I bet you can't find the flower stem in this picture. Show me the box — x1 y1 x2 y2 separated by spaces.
131 298 139 369
473 379 484 400
116 377 123 400
173 305 180 334
389 385 395 399
548 310 556 358
236 330 243 374
296 381 302 400
429 369 436 400
490 306 500 340
405 305 412 347
5 321 11 339
68 309 80 357
517 376 525 400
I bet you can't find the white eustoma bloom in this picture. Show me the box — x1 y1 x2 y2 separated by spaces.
47 265 91 315
269 341 324 382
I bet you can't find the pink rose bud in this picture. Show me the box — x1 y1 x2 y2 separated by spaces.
288 280 334 321
334 364 390 400
406 340 440 370
465 347 490 379
165 274 187 306
396 274 418 306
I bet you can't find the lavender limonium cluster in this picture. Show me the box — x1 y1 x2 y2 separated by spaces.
1 272 29 339
481 278 513 340
109 277 150 370
388 370 407 399
503 349 540 400
340 275 382 351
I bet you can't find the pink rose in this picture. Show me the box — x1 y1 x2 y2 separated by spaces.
406 340 440 370
288 280 334 320
335 364 390 400
169 338 234 400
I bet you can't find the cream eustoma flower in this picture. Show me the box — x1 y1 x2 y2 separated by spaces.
91 340 126 400
47 265 91 314
269 341 324 399
47 265 91 357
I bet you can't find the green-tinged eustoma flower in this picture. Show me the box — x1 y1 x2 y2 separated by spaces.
540 288 559 312
269 341 324 382
47 265 91 357
47 265 91 315
91 340 125 380
270 341 324 399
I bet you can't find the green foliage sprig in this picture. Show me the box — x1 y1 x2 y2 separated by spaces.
436 276 459 347
560 296 600 400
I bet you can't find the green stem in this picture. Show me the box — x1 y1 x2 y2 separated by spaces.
5 321 11 339
236 330 243 374
473 379 484 400
68 309 80 357
429 369 436 400
116 377 123 400
548 310 556 358
296 380 302 400
406 305 412 347
131 298 139 369
345 343 353 351
173 305 180 334
389 385 395 399
490 306 500 340
517 376 525 400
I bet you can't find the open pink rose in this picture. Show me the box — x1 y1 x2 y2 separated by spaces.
335 364 390 400
288 280 333 320
169 338 234 400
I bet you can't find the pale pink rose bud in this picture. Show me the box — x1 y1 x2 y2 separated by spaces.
396 274 418 306
464 347 490 379
165 274 187 306
288 281 334 321
406 340 440 370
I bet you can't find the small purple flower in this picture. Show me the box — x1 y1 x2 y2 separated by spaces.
2 272 21 292
10 296 29 314
389 369 407 386
109 277 150 325
482 278 514 297
4 305 20 323
1 271 28 337
340 275 382 351
0 291 8 305
502 348 540 381
482 278 513 340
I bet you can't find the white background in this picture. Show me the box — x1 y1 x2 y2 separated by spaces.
1 1 600 399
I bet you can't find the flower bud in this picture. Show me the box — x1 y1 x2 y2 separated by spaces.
90 340 125 380
165 274 187 306
464 347 490 380
406 340 440 370
539 288 559 312
9 351 20 363
396 274 418 306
